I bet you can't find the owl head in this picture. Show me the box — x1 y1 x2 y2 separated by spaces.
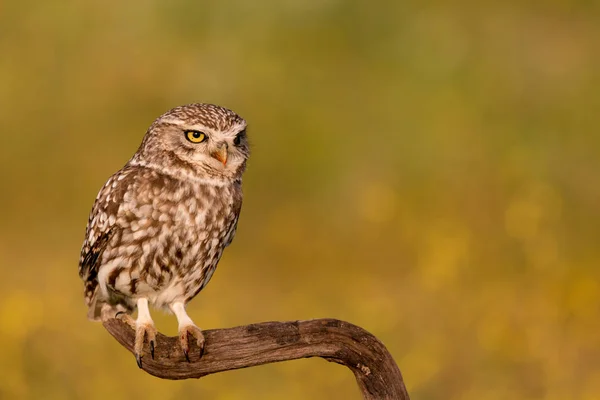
133 103 249 182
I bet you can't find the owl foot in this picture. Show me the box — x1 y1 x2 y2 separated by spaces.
115 311 136 328
133 298 156 368
134 322 157 367
170 301 205 362
179 324 205 362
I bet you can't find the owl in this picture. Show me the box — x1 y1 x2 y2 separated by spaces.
78 103 249 367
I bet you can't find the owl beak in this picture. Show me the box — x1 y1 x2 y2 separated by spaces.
211 143 228 166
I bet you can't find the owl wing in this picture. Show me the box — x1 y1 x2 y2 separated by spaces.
78 167 135 307
79 227 114 305
222 181 244 247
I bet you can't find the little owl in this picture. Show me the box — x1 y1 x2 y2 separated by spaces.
78 103 249 367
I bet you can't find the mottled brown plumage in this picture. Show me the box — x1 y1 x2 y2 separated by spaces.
79 103 249 366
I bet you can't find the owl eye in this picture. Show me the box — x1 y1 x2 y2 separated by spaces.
185 130 207 143
233 129 246 146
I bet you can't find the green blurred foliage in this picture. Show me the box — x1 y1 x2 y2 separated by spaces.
0 0 599 399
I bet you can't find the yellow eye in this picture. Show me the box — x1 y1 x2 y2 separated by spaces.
185 130 206 143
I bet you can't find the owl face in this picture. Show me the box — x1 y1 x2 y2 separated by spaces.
136 104 249 181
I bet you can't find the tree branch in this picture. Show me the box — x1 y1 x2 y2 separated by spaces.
103 318 410 399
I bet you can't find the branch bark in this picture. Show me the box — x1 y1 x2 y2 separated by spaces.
103 318 410 400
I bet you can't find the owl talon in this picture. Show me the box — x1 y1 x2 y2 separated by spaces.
198 339 205 358
150 340 155 359
132 298 157 368
133 322 156 367
179 324 205 362
117 312 136 329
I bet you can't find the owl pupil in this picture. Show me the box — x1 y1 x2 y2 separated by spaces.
193 132 201 138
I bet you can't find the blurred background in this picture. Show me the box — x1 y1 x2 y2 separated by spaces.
0 0 599 399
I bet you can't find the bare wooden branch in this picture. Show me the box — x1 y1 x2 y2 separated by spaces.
103 318 410 400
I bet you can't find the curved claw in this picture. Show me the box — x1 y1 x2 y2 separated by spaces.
179 324 205 362
150 340 155 359
134 322 157 368
198 340 205 358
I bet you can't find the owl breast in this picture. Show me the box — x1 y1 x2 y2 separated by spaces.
96 167 242 310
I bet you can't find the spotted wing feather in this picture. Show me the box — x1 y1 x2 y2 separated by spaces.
78 168 134 308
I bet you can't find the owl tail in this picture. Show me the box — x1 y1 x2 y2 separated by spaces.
86 290 104 321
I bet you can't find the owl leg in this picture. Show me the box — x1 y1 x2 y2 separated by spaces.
170 302 206 362
134 298 157 368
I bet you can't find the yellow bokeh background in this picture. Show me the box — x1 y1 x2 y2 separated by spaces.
1 1 598 399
